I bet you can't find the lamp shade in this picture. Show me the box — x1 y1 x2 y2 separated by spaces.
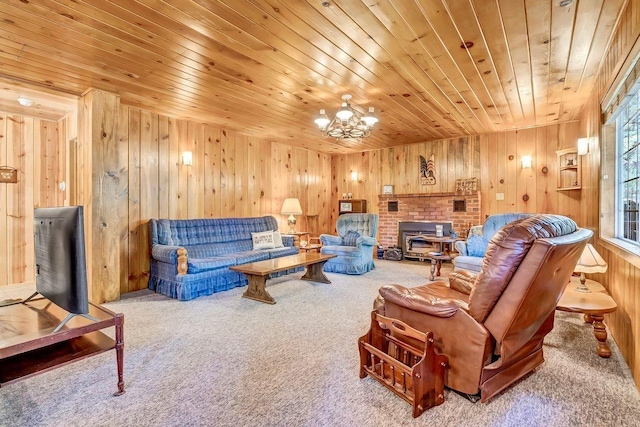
281 198 302 215
574 243 608 274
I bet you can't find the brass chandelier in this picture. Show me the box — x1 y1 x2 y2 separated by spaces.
314 94 379 141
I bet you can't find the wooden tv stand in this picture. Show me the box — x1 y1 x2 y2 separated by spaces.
0 297 124 395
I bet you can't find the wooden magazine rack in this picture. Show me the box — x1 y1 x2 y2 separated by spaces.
358 311 448 418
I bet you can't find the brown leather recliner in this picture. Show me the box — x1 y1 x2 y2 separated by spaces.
374 214 592 402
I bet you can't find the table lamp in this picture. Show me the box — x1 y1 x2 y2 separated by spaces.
573 243 608 293
281 198 302 233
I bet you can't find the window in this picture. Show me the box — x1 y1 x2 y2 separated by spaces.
618 91 640 244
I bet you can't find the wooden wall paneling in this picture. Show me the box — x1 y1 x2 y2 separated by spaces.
505 131 518 212
40 120 56 207
158 116 170 219
535 126 551 213
479 133 494 218
368 150 380 215
117 105 130 297
76 94 92 297
186 122 203 218
127 107 143 293
202 126 214 218
79 89 121 303
207 128 222 218
258 140 272 217
138 111 159 291
516 129 536 212
22 117 34 282
220 130 236 217
234 135 248 218
246 137 260 217
273 142 285 228
380 147 393 195
0 113 6 285
295 146 308 224
177 119 189 219
167 118 180 219
495 132 507 213
6 115 26 284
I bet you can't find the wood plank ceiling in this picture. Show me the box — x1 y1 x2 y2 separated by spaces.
0 0 626 154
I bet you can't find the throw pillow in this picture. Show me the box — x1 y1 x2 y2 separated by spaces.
466 234 487 257
251 231 275 250
273 231 284 248
343 230 361 246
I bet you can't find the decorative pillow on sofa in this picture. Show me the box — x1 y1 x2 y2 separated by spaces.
273 231 284 248
343 230 361 246
251 231 275 250
466 234 487 257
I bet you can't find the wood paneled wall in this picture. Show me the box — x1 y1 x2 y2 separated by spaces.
119 106 333 294
0 112 68 286
331 121 582 226
578 0 640 389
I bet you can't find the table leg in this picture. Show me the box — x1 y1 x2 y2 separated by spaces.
590 314 612 358
301 261 331 284
430 259 436 281
436 260 442 277
242 275 275 304
113 314 125 396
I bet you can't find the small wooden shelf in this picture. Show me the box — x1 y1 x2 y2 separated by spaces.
556 148 581 191
339 199 367 215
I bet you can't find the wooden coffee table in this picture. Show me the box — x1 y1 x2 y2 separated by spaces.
556 277 618 358
229 252 336 304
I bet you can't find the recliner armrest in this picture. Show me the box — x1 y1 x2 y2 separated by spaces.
357 236 377 246
449 270 477 295
454 240 468 256
379 285 467 318
320 234 342 245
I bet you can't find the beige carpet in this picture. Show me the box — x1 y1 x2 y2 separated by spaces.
1 260 639 426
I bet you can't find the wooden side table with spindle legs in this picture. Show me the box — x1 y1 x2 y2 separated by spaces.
556 277 618 358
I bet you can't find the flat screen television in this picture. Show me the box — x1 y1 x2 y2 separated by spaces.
23 206 96 332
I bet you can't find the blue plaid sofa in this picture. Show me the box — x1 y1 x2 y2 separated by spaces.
148 216 300 301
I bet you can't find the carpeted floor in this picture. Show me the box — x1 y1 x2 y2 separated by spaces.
1 260 639 426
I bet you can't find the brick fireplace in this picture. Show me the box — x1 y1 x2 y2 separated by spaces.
377 192 482 249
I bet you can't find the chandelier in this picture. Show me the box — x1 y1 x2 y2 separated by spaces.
314 94 379 141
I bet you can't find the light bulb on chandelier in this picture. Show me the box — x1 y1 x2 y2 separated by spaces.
314 94 378 141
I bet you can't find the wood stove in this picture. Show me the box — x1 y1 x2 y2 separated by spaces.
398 221 453 260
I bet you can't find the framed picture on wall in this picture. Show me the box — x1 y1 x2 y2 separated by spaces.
340 202 353 212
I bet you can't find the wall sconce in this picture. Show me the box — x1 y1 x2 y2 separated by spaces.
351 171 358 182
182 151 193 166
521 155 532 169
577 137 589 155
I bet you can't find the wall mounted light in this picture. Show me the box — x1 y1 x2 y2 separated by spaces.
351 171 358 182
577 137 589 155
182 151 193 166
521 155 532 169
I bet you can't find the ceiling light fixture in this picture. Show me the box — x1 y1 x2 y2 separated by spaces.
17 97 34 107
314 94 378 141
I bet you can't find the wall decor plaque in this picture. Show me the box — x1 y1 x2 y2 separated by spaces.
0 166 18 184
455 177 478 194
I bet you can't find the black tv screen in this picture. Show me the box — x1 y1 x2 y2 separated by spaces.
33 206 88 315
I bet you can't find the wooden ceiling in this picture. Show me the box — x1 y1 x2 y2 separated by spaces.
0 0 626 154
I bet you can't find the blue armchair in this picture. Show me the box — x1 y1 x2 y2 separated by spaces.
453 213 533 273
320 213 379 275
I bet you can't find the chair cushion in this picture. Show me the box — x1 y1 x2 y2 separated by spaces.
466 234 487 257
343 230 360 246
